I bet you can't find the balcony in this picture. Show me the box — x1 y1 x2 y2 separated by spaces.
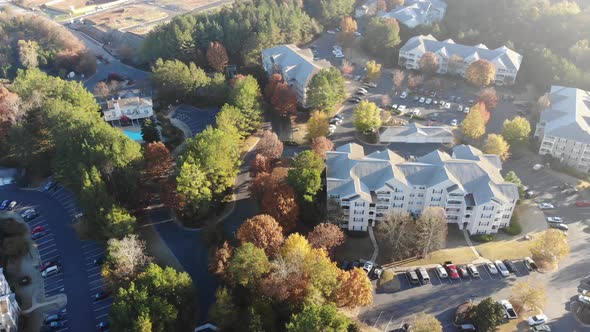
447 200 462 205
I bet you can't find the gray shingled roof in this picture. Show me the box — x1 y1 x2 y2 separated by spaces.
539 86 590 144
262 44 331 90
326 143 517 205
400 35 522 71
380 123 453 141
380 0 447 27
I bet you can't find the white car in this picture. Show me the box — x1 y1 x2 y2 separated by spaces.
486 262 498 274
494 260 510 277
400 91 408 99
435 264 448 278
450 119 458 126
458 105 464 112
538 202 554 210
533 164 544 170
419 97 426 103
463 107 470 114
526 314 548 326
391 104 398 110
444 102 451 109
546 216 563 223
362 261 374 274
335 53 345 58
397 105 406 112
410 109 420 115
327 30 335 34
353 31 362 37
425 98 432 104
579 294 590 304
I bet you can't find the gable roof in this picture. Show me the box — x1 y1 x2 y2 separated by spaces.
380 0 447 27
400 35 523 71
380 123 453 141
262 44 331 89
539 86 590 144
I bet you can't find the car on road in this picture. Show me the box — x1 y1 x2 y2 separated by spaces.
450 119 458 126
494 260 510 277
406 269 419 284
533 164 544 170
94 290 110 301
578 294 590 304
467 264 480 278
44 313 65 324
538 202 554 210
486 262 498 274
457 265 469 278
503 260 517 273
31 226 45 234
435 264 448 278
526 314 548 326
524 257 538 271
400 91 408 99
32 231 46 240
531 325 552 332
416 267 430 283
500 300 518 319
42 265 61 278
329 117 342 125
575 201 590 207
549 223 569 231
444 262 460 279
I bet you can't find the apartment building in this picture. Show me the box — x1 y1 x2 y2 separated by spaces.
380 123 454 144
261 44 331 107
379 0 447 28
398 35 523 86
326 143 518 234
534 86 590 171
0 269 20 332
103 96 154 126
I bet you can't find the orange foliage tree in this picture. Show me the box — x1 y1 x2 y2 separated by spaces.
236 214 284 256
419 52 439 75
271 82 298 116
210 241 233 276
144 142 174 180
261 182 299 233
250 153 271 177
206 41 229 72
265 73 283 100
473 101 490 124
336 268 374 308
311 136 334 159
307 223 344 256
466 59 496 87
477 87 499 111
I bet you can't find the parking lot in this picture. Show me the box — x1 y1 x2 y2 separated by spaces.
172 105 218 137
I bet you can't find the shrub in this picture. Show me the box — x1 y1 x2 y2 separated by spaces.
471 234 495 243
377 270 400 292
502 215 522 235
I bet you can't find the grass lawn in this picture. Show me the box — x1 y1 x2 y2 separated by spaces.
334 234 374 263
395 247 478 267
475 235 537 261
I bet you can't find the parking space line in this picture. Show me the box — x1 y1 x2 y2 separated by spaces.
373 311 383 327
83 246 103 254
85 252 104 259
402 272 414 288
481 265 493 280
89 278 104 284
38 244 57 253
35 237 55 246
45 285 65 293
96 313 108 320
44 278 64 287
88 271 102 278
383 315 394 332
40 249 59 258
90 284 104 291
93 303 112 312
41 253 60 261
86 265 101 272
29 219 48 227
432 269 442 284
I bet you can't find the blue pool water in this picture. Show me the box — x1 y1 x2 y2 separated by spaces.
122 130 143 141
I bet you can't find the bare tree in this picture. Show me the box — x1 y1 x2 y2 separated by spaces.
375 212 418 261
416 207 448 258
103 234 152 287
94 81 110 100
392 69 405 91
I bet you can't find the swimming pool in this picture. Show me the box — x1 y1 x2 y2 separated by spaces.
122 130 143 141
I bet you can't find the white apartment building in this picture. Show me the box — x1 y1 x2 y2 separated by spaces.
535 86 590 171
379 0 447 28
0 269 19 332
398 35 523 86
326 143 518 235
104 96 154 126
261 44 331 107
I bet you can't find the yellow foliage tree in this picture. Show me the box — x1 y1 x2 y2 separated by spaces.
530 229 569 266
336 268 373 308
483 134 510 160
307 111 329 139
509 279 547 314
466 59 496 87
409 312 443 332
461 108 486 139
366 60 382 81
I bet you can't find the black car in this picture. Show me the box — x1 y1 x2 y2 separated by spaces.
351 261 361 269
94 256 106 266
371 266 384 280
340 260 351 271
97 321 109 331
503 260 517 273
94 291 110 301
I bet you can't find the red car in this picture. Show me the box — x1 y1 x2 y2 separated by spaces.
31 226 45 234
575 201 590 207
444 261 460 279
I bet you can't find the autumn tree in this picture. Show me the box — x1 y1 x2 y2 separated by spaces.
249 172 275 203
236 214 284 256
286 303 350 332
261 182 299 232
103 234 152 287
416 207 447 258
353 100 381 134
225 242 271 288
210 241 233 276
407 73 423 91
392 69 405 91
0 86 21 139
387 0 404 10
477 87 499 111
307 223 344 255
307 111 329 139
365 60 382 81
340 16 358 33
206 41 229 72
336 268 373 308
472 101 490 124
447 54 464 75
376 0 386 11
271 82 298 116
311 136 334 159
530 229 569 266
250 153 271 177
144 142 173 180
17 40 39 69
265 73 283 100
258 130 284 161
340 59 354 76
94 81 111 100
409 312 442 332
461 108 486 139
160 178 183 210
419 52 439 75
483 134 510 161
510 279 547 314
502 116 531 143
466 59 496 87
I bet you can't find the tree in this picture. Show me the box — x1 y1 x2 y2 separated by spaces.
375 212 418 261
483 134 510 161
472 101 490 124
447 54 464 75
265 73 283 100
307 223 344 254
392 69 405 91
94 81 111 100
336 268 373 308
307 111 330 139
364 17 401 58
510 280 547 314
340 60 354 76
416 207 447 258
407 73 423 91
206 41 229 72
141 119 161 143
286 303 350 332
307 68 346 113
365 60 382 81
340 16 357 33
461 108 486 139
229 75 262 131
409 312 442 332
387 0 404 9
250 153 271 177
0 86 21 139
160 179 183 210
271 82 298 116
103 234 152 287
467 297 506 332
502 116 531 143
466 59 496 87
311 136 334 159
216 104 250 138
530 229 569 266
477 87 499 111
210 241 233 276
261 182 299 233
209 287 238 329
236 214 284 256
258 130 283 161
504 171 525 197
151 58 210 102
104 206 136 239
144 142 173 180
353 101 381 134
287 150 324 202
17 40 39 69
226 242 271 287
419 52 439 75
176 160 212 210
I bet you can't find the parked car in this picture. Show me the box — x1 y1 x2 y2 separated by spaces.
578 294 590 304
444 261 460 279
400 91 408 99
524 257 538 271
371 266 383 280
406 269 420 284
500 300 518 319
410 109 420 116
458 105 464 112
397 105 406 112
413 95 420 102
97 321 109 331
416 267 430 283
390 104 398 110
43 181 57 191
525 190 537 198
467 264 480 277
40 260 60 272
463 107 470 114
45 321 66 329
526 314 548 326
531 325 552 332
32 226 45 234
20 208 39 221
327 30 335 34
355 90 367 96
340 260 351 270
418 97 425 103
32 231 46 240
44 313 65 324
538 202 554 210
575 201 590 207
425 98 432 104
549 223 569 232
435 264 448 278
0 200 9 210
459 324 476 332
457 265 469 278
494 260 510 277
7 201 17 211
563 188 579 195
486 262 498 275
42 265 61 278
94 291 110 301
348 97 361 103
362 261 374 274
351 261 361 269
444 102 451 109
329 117 341 125
533 164 544 170
450 119 458 126
503 260 517 273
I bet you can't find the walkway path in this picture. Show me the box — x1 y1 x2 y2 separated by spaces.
368 226 379 262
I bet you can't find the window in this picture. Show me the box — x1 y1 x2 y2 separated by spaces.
418 194 424 198
354 202 365 207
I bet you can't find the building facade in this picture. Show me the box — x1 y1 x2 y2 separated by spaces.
535 86 590 171
398 35 522 86
261 44 331 107
379 0 447 28
0 269 20 332
326 144 518 234
103 96 154 126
